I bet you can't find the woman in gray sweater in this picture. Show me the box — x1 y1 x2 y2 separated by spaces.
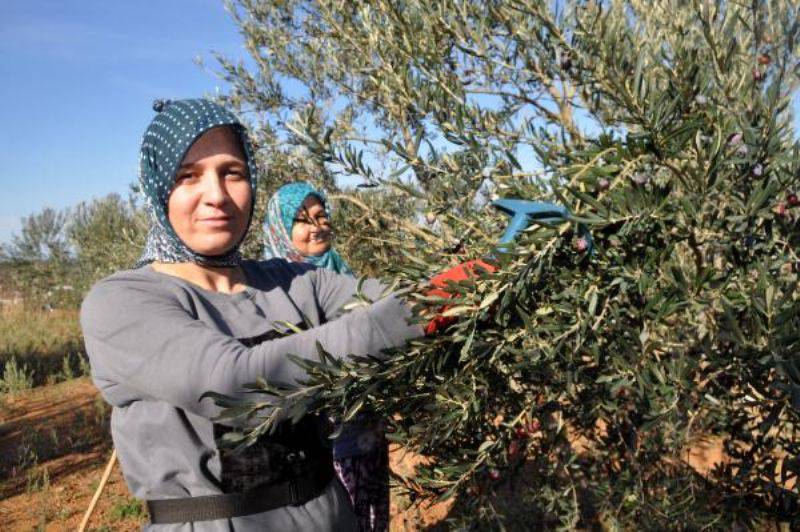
80 99 422 530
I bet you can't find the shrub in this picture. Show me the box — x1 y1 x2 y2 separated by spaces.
109 496 145 521
0 307 84 388
0 357 35 394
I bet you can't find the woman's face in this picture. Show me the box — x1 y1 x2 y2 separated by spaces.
167 127 252 257
291 195 333 256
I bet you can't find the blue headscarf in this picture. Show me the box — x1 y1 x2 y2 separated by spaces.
263 182 352 275
136 98 258 267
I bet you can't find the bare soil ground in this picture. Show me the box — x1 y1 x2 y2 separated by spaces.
0 378 141 531
0 379 448 531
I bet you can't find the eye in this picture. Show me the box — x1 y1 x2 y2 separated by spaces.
225 169 247 180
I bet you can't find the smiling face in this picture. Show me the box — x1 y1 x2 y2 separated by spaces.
167 127 252 257
290 195 333 256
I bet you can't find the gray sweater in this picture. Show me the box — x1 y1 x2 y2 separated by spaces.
80 259 422 531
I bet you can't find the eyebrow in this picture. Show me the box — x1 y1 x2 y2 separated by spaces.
178 158 247 170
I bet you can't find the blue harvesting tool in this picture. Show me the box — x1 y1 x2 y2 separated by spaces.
491 198 593 252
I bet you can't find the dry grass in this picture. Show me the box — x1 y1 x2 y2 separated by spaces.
0 306 85 389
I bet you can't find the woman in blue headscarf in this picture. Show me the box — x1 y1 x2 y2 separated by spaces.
263 182 352 274
80 100 433 531
264 182 388 532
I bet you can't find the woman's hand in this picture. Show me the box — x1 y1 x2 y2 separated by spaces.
424 259 497 335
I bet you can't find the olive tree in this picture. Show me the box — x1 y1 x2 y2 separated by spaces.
213 0 800 527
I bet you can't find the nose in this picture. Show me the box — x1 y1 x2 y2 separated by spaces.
200 172 230 206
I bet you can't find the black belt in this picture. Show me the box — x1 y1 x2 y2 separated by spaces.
147 465 335 524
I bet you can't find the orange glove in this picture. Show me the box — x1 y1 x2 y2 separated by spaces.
424 259 497 335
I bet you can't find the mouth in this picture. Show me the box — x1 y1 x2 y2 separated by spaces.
198 216 234 227
310 231 332 243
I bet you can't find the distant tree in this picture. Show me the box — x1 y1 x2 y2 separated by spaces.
2 193 151 309
1 207 75 308
67 192 148 296
3 207 71 263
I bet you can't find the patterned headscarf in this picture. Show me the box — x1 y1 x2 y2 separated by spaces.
136 98 258 267
263 182 352 275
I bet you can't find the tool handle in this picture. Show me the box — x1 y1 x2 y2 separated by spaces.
495 201 569 244
492 199 593 253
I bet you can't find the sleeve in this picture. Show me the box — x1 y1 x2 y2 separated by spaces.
80 276 422 419
304 264 391 321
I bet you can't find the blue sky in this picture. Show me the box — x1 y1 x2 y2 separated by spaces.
0 3 798 246
0 0 244 244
